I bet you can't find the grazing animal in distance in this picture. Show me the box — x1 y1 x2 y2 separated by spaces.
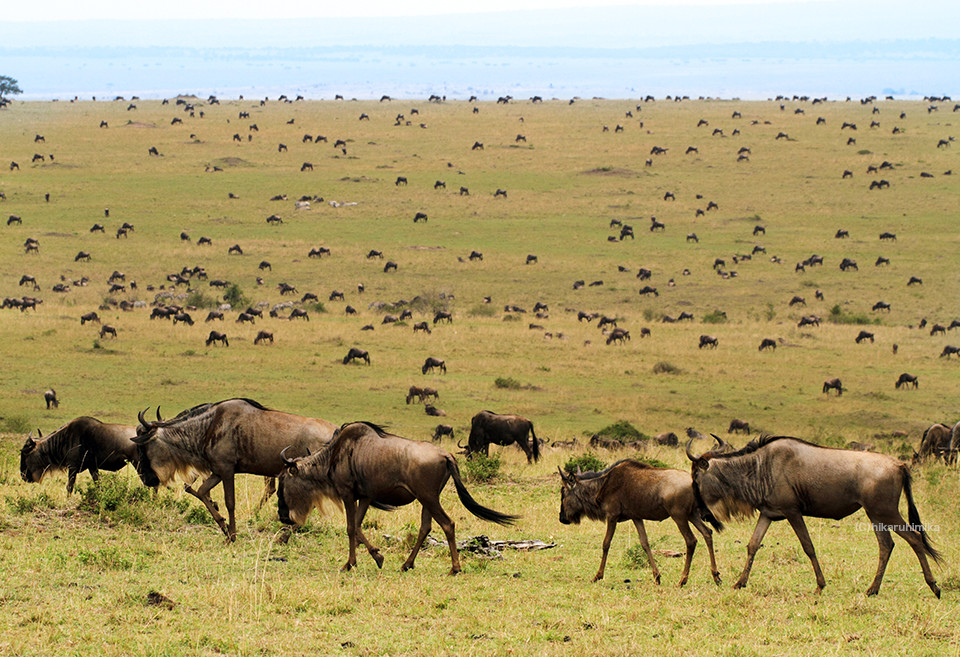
205 331 229 347
277 421 517 574
558 460 721 586
687 434 942 597
432 424 454 441
855 330 875 344
822 378 843 395
343 347 370 365
44 389 59 409
422 357 446 374
699 335 719 349
758 338 777 351
895 373 918 389
728 419 750 434
20 418 142 495
464 411 539 463
915 423 955 464
254 330 274 345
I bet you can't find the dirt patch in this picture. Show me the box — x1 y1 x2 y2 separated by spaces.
582 167 636 177
123 121 158 128
407 245 445 251
212 157 252 168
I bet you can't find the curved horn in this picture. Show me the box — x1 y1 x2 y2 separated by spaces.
138 407 154 428
711 433 728 450
156 407 163 423
37 428 43 438
685 437 700 462
457 438 467 450
280 445 297 467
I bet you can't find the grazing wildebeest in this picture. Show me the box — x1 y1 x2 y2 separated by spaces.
289 309 309 321
205 311 223 322
236 312 256 325
940 345 960 358
822 378 843 395
895 373 918 389
687 434 942 596
343 347 370 365
424 405 446 417
135 399 337 541
433 310 453 324
172 312 194 326
228 244 243 255
465 411 540 463
494 189 508 199
80 311 100 325
468 250 483 261
21 418 142 495
915 423 955 464
459 186 469 196
90 223 106 233
413 321 431 334
422 357 446 374
7 214 22 226
413 212 427 223
206 331 229 347
406 385 439 404
366 249 383 259
638 286 659 297
873 301 891 312
525 254 538 264
395 176 407 186
699 335 719 349
605 328 630 345
18 275 39 290
880 231 897 241
300 162 313 172
839 258 858 271
44 389 59 409
908 276 923 286
75 251 91 262
855 330 875 344
758 338 777 351
254 330 274 345
789 296 805 306
99 325 117 339
266 214 282 225
558 460 721 586
472 141 484 150
277 421 517 574
728 419 751 434
434 180 446 189
329 290 344 302
875 256 890 266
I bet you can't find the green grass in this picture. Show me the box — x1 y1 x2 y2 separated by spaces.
0 96 958 655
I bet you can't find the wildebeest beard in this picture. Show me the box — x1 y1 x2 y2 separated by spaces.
695 453 773 523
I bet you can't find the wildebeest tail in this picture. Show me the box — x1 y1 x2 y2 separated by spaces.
446 457 518 526
901 466 942 563
529 424 541 462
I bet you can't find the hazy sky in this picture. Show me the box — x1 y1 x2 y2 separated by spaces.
10 0 834 21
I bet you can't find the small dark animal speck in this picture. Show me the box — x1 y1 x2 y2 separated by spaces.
340 641 354 649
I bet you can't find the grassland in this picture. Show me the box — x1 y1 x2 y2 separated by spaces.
0 95 958 655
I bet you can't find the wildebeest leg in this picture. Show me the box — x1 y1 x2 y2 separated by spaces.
864 513 894 597
256 476 276 510
672 518 698 587
66 468 79 495
785 514 826 592
221 472 238 542
690 515 722 584
185 474 228 538
874 510 940 598
632 519 661 585
402 504 433 572
592 518 618 582
352 499 384 568
422 499 459 575
734 514 772 589
341 496 359 571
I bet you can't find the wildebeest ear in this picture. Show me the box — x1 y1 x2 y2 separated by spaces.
131 431 155 445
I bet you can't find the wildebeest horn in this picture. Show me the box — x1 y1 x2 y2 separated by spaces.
138 407 154 428
156 407 163 422
685 437 700 461
711 433 728 450
280 445 297 467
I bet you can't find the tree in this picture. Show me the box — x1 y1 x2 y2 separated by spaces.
0 76 23 102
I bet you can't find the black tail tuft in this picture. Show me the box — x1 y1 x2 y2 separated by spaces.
447 458 519 526
902 467 942 563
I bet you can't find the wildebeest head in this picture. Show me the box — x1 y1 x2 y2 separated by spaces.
19 431 43 483
557 466 600 525
132 407 173 488
686 435 753 527
277 443 338 527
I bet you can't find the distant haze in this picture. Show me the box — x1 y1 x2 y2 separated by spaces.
2 2 957 100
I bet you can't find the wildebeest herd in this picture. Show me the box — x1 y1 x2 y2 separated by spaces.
2 93 957 600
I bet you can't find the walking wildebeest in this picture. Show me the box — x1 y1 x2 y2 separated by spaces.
465 411 539 463
822 378 843 395
21 417 143 495
432 424 454 441
558 460 721 586
699 335 719 349
343 347 370 365
686 434 942 596
44 389 59 409
277 421 518 574
422 357 446 374
254 330 274 345
895 373 918 389
134 399 337 541
728 419 750 434
205 331 229 347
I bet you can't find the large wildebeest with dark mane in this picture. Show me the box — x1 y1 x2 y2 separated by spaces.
687 434 942 596
21 417 141 495
915 423 955 464
465 410 540 463
134 398 337 541
277 421 518 574
558 460 721 586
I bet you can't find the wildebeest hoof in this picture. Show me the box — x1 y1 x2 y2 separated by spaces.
401 562 414 572
447 568 461 576
591 574 603 583
371 550 384 568
713 574 722 585
733 580 747 590
340 563 354 572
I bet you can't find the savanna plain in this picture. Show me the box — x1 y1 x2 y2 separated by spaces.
0 93 958 656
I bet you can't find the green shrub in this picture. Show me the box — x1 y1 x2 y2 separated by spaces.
652 361 681 374
462 452 501 483
308 302 326 314
563 453 606 474
622 542 652 568
828 304 879 325
185 505 213 525
5 492 56 515
78 474 150 525
595 420 643 442
494 377 522 390
186 290 217 309
222 284 248 309
702 309 728 324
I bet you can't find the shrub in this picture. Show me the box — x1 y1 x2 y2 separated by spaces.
5 492 56 515
308 302 326 314
563 453 606 474
828 304 879 325
653 361 681 374
78 474 150 525
462 452 501 483
702 309 728 324
594 420 644 442
222 284 248 309
468 304 497 318
186 290 217 309
494 377 522 390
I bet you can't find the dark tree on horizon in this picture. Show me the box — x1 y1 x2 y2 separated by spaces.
0 76 23 102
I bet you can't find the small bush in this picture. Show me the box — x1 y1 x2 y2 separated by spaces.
308 302 326 314
653 361 681 375
828 304 879 325
5 492 56 515
622 542 652 568
502 314 520 322
2 415 31 434
635 455 671 469
702 310 728 324
185 505 214 525
462 452 501 483
594 420 643 442
222 284 248 309
494 377 522 390
186 290 217 309
78 475 150 525
563 453 606 474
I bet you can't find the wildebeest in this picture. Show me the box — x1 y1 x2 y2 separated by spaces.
205 331 229 347
173 312 194 326
80 311 100 325
686 434 942 596
406 385 439 404
21 418 141 495
465 411 539 463
254 330 274 345
558 460 721 586
75 251 91 262
895 373 918 389
277 421 517 574
822 378 843 395
433 310 453 324
872 301 891 312
413 212 428 223
99 325 117 339
8 214 22 226
422 357 446 374
413 321 431 334
855 330 875 344
289 309 310 321
728 419 750 434
758 338 777 351
135 399 337 541
605 328 630 345
205 311 223 322
839 258 858 271
699 335 719 349
940 345 960 358
44 389 59 409
228 244 243 255
915 423 955 464
343 347 370 365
